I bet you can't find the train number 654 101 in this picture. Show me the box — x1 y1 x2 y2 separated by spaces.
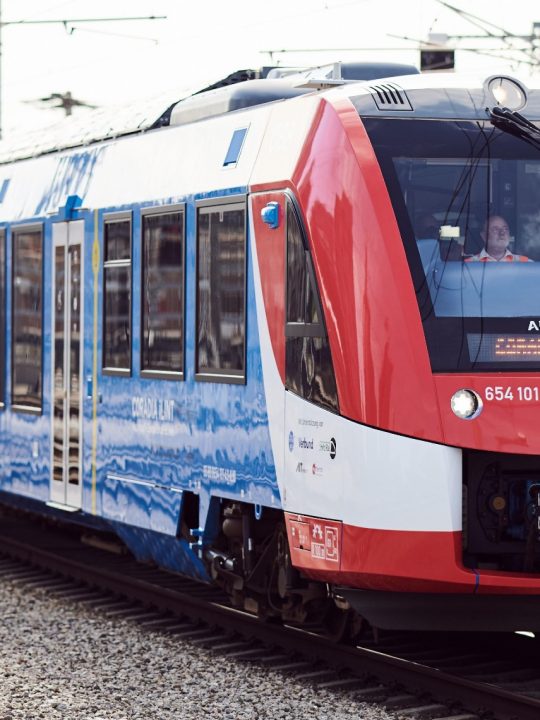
484 386 540 402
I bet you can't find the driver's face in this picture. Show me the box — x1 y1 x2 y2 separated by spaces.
484 217 510 255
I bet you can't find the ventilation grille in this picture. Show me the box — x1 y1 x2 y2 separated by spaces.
368 82 413 111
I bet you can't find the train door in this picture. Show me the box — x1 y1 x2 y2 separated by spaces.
50 220 83 509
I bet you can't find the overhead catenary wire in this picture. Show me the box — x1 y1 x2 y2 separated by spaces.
435 0 540 67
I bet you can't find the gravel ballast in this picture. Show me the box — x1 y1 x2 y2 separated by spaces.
0 577 399 720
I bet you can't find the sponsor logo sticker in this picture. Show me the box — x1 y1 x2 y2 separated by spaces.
319 437 337 459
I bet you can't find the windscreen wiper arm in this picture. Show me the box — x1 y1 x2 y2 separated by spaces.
488 106 540 150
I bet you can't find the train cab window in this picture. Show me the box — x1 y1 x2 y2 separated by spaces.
12 226 43 411
285 200 338 413
141 208 184 376
364 117 540 372
103 214 131 373
0 229 5 407
196 199 246 383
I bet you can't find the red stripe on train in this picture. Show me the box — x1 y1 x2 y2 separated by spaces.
285 512 540 594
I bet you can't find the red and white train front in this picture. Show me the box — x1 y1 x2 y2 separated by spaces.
252 72 540 630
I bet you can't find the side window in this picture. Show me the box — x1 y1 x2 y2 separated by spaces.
0 229 5 407
12 226 43 411
141 208 184 376
196 200 246 383
285 200 338 413
103 214 131 373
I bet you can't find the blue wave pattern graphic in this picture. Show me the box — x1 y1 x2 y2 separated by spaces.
0 161 281 579
82 188 278 574
35 149 106 219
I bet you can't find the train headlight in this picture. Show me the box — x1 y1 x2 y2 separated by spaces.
450 389 483 420
486 76 527 111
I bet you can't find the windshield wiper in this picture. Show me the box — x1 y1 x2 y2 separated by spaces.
488 106 540 150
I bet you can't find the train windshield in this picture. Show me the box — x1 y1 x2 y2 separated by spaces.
363 117 540 372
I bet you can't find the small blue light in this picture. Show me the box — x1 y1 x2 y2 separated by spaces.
261 201 280 229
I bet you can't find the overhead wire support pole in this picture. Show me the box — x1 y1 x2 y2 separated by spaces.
0 11 167 140
435 0 539 67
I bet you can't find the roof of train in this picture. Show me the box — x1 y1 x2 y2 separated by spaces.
0 89 186 166
1 66 538 165
351 72 540 122
0 61 418 165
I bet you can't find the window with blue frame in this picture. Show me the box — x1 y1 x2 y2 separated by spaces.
12 225 43 410
196 199 246 383
103 214 131 373
141 208 184 376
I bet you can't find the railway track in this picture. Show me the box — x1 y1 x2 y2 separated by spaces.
0 512 539 720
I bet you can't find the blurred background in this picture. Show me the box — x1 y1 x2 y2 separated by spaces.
2 0 539 137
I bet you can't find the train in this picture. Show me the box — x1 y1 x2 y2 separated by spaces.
1 61 540 634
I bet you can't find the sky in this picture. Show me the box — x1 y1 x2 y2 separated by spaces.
1 0 540 138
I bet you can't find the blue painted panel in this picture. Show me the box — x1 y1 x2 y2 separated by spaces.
35 149 106 218
101 475 183 537
150 486 182 535
102 475 153 529
1 175 282 581
111 524 209 580
91 189 280 543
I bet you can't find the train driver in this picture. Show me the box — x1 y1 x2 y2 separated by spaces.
465 215 532 263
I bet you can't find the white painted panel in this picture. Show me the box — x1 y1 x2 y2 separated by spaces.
250 94 320 186
284 390 462 532
0 103 276 222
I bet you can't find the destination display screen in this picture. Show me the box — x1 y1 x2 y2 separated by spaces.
468 334 540 363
